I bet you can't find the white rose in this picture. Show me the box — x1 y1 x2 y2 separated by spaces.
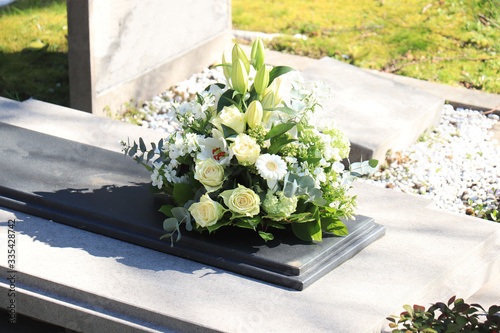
230 133 261 165
194 158 225 192
219 184 260 217
213 105 246 134
189 194 225 227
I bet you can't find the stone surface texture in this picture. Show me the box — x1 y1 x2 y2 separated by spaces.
1 45 500 331
67 0 231 115
0 97 164 153
301 57 444 162
0 98 499 332
0 181 499 333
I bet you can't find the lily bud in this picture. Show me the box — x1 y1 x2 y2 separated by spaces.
254 65 269 96
245 100 263 129
263 77 284 107
221 50 232 82
251 37 265 70
260 89 276 109
231 59 248 94
232 44 250 74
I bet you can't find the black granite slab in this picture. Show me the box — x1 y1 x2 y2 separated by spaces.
0 122 385 290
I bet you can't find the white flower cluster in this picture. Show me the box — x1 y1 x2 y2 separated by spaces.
125 39 366 243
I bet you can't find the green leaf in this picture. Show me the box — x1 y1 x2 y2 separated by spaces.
171 206 191 230
173 183 194 206
264 122 296 140
221 123 239 139
421 329 438 333
369 159 378 168
269 66 295 85
158 204 174 217
217 89 237 112
233 220 257 230
403 305 414 317
320 216 348 235
268 137 297 155
264 104 299 117
265 221 286 229
139 137 146 152
287 212 315 223
291 208 322 241
163 218 178 232
128 143 137 156
206 219 231 233
258 231 274 242
147 149 155 161
456 315 467 328
159 233 172 240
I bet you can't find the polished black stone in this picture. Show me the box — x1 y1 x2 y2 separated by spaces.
0 122 385 290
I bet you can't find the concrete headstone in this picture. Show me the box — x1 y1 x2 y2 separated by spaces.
67 0 231 116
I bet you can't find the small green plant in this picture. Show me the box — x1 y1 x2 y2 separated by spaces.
387 296 500 333
465 188 500 222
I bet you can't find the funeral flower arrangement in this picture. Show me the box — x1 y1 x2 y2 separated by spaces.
123 38 377 244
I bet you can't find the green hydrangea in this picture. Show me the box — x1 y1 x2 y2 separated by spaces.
324 126 350 159
262 190 298 221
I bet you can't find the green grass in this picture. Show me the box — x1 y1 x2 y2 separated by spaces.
0 0 68 106
0 0 499 107
233 0 500 94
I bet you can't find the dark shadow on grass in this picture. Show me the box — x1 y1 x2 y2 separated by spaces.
0 0 69 106
0 50 69 106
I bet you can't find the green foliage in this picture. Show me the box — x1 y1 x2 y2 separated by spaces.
387 296 500 333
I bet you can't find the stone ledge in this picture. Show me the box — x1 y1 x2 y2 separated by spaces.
1 179 499 332
301 57 444 162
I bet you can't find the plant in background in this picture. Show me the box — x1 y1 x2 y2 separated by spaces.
123 38 378 245
387 296 500 333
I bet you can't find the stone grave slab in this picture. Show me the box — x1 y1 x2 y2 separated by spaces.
0 122 385 290
301 57 444 162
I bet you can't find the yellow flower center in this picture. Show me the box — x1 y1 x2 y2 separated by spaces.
266 160 279 172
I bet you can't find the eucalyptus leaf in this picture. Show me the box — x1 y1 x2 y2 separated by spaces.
163 218 178 232
350 160 378 177
172 207 190 224
147 149 155 162
128 143 137 157
139 137 146 152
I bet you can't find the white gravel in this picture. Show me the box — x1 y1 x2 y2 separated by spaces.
362 105 500 218
123 68 500 220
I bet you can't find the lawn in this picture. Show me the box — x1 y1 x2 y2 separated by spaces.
0 0 68 105
0 0 499 107
233 0 500 93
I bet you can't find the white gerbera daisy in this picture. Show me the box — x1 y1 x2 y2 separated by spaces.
255 154 287 181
